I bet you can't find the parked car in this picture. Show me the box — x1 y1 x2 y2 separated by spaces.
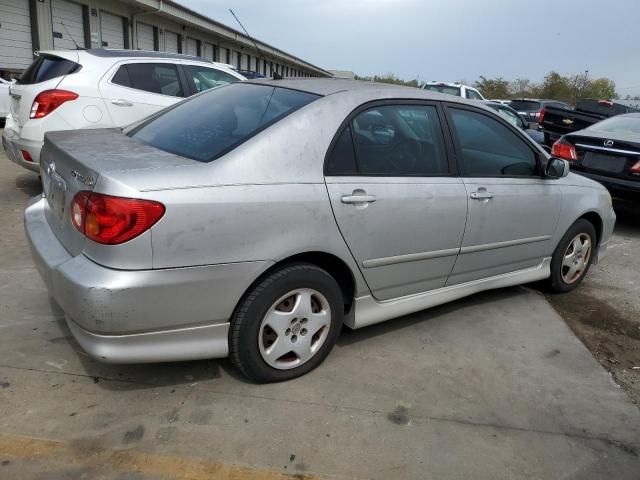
25 79 615 382
483 101 546 148
539 99 640 148
423 81 485 100
510 99 571 125
2 49 245 173
551 113 640 203
0 77 14 127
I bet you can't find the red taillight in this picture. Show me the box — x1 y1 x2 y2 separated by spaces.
30 89 78 119
70 192 165 245
631 160 640 174
21 150 33 162
598 100 613 107
551 138 578 162
537 108 545 124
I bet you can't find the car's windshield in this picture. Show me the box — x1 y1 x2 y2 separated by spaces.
423 84 461 96
586 115 640 135
129 83 320 162
510 100 541 111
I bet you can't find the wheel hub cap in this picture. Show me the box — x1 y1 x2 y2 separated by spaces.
561 233 592 284
258 288 331 370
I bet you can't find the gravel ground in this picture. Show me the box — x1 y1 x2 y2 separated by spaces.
546 202 640 406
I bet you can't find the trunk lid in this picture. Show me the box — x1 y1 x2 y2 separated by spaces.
10 52 80 132
40 128 203 256
568 133 640 181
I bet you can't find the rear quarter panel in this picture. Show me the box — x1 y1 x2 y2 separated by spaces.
149 182 369 296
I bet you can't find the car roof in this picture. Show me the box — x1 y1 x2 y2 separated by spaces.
39 48 213 64
248 78 484 105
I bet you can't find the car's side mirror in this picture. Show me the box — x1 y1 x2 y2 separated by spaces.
545 157 570 178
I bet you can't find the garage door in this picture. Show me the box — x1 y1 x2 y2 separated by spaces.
203 42 215 61
100 11 125 49
0 0 33 70
164 30 179 53
186 37 198 56
52 0 86 49
218 46 227 64
137 22 155 51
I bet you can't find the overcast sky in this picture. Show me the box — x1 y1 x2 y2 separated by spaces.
182 0 640 96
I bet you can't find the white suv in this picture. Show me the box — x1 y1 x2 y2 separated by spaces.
422 81 485 100
3 49 245 173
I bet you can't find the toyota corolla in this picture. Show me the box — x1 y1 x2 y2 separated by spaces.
25 79 615 382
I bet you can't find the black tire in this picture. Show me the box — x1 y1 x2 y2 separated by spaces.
548 219 597 293
229 263 344 383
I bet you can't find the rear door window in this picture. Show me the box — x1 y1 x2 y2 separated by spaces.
18 55 80 84
510 100 541 111
327 104 449 176
130 83 320 162
184 65 239 93
112 63 184 97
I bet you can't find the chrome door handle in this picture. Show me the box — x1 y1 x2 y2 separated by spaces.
341 194 376 205
111 99 133 106
470 191 494 200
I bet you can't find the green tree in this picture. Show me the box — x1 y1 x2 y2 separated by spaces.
538 71 573 103
474 76 510 99
584 78 617 100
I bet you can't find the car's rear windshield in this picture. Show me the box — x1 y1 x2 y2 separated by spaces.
129 83 320 162
510 100 541 111
586 115 640 135
423 85 460 96
18 54 80 84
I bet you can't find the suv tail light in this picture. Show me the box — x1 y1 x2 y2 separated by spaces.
70 192 165 245
631 160 640 175
551 138 578 161
30 89 78 119
537 108 545 124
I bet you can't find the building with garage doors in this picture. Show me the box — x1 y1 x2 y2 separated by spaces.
0 0 330 78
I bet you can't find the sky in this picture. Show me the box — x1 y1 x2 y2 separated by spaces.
181 0 640 96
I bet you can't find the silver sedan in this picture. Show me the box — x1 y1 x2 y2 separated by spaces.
25 79 615 382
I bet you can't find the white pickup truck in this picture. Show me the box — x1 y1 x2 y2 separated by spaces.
422 81 485 100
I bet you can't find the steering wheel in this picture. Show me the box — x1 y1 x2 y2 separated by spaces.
388 139 422 173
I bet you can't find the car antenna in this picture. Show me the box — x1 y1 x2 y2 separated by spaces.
229 9 282 80
59 21 83 50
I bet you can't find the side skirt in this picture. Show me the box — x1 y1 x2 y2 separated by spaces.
348 257 551 329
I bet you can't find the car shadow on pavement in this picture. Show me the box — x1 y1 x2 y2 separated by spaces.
14 171 42 198
613 201 640 236
337 286 530 347
51 313 227 391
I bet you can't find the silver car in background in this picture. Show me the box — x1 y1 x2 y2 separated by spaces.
25 79 615 382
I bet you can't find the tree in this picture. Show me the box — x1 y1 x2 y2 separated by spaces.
538 71 573 103
474 76 510 99
584 78 617 100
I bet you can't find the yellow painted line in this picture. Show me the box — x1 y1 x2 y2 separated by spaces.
0 432 319 480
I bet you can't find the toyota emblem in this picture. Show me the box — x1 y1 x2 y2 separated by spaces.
604 139 614 147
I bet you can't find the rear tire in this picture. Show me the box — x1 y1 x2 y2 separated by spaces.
548 219 596 293
229 263 344 383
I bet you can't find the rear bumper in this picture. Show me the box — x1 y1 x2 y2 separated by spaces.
2 127 42 173
24 196 272 363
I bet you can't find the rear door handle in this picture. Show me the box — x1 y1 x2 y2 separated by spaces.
470 190 494 200
111 99 133 107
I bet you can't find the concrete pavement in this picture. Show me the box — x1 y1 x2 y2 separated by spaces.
0 152 639 479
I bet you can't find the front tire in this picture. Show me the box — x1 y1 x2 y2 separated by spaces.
229 263 344 383
548 219 596 293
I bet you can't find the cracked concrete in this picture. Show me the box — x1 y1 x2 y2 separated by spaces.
1 151 639 479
